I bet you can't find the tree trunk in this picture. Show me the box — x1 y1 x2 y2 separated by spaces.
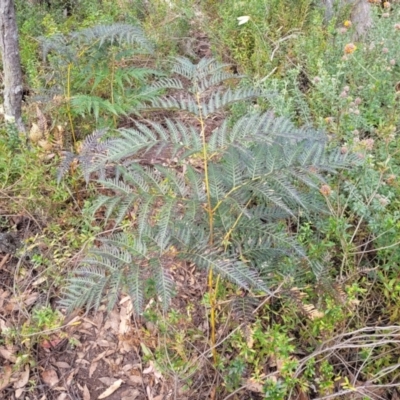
322 0 372 39
0 0 25 132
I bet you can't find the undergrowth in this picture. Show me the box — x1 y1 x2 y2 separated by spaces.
1 1 400 399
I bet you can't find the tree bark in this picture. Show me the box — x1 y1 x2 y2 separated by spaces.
321 0 372 39
0 0 25 132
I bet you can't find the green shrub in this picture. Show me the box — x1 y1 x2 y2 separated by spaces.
59 57 356 314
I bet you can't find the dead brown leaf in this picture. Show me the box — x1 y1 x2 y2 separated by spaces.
119 305 131 334
146 385 153 400
0 365 12 391
98 377 117 386
93 312 104 328
83 384 90 400
24 292 39 307
14 364 30 389
105 309 120 334
66 368 78 387
121 389 140 400
0 254 10 270
98 378 123 399
89 361 98 378
127 375 142 385
54 362 70 369
245 377 264 393
0 347 16 363
41 369 59 387
93 350 109 363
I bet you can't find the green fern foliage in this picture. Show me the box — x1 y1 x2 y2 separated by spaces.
39 22 159 129
41 23 153 61
61 57 359 313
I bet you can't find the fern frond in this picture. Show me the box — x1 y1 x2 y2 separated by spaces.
151 259 175 311
185 165 206 202
57 152 76 184
203 87 261 117
126 262 144 314
184 245 272 295
106 268 124 312
194 57 234 81
71 94 126 120
73 23 154 53
147 95 200 115
137 196 156 239
150 78 184 91
197 70 243 92
155 197 175 251
100 233 149 258
231 296 258 323
155 166 188 197
170 56 196 79
90 244 132 265
61 267 110 312
40 33 73 61
247 181 295 217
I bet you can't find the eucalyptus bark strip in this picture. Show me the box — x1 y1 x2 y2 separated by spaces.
0 0 25 133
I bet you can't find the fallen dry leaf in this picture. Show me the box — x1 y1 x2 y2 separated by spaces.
0 347 17 363
75 358 90 365
143 365 153 375
119 305 131 334
0 254 10 270
98 377 117 386
92 350 108 363
14 364 30 389
105 309 120 334
24 292 39 307
83 384 90 400
89 361 98 378
0 317 10 331
98 379 123 399
119 295 131 305
122 364 134 372
41 369 59 387
93 312 104 328
245 377 264 393
54 362 70 369
66 368 78 387
121 391 140 400
41 338 63 349
127 375 142 385
15 388 24 399
0 365 12 390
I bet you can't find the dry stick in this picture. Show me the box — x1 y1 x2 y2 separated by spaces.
293 326 400 379
287 327 400 399
314 384 400 400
